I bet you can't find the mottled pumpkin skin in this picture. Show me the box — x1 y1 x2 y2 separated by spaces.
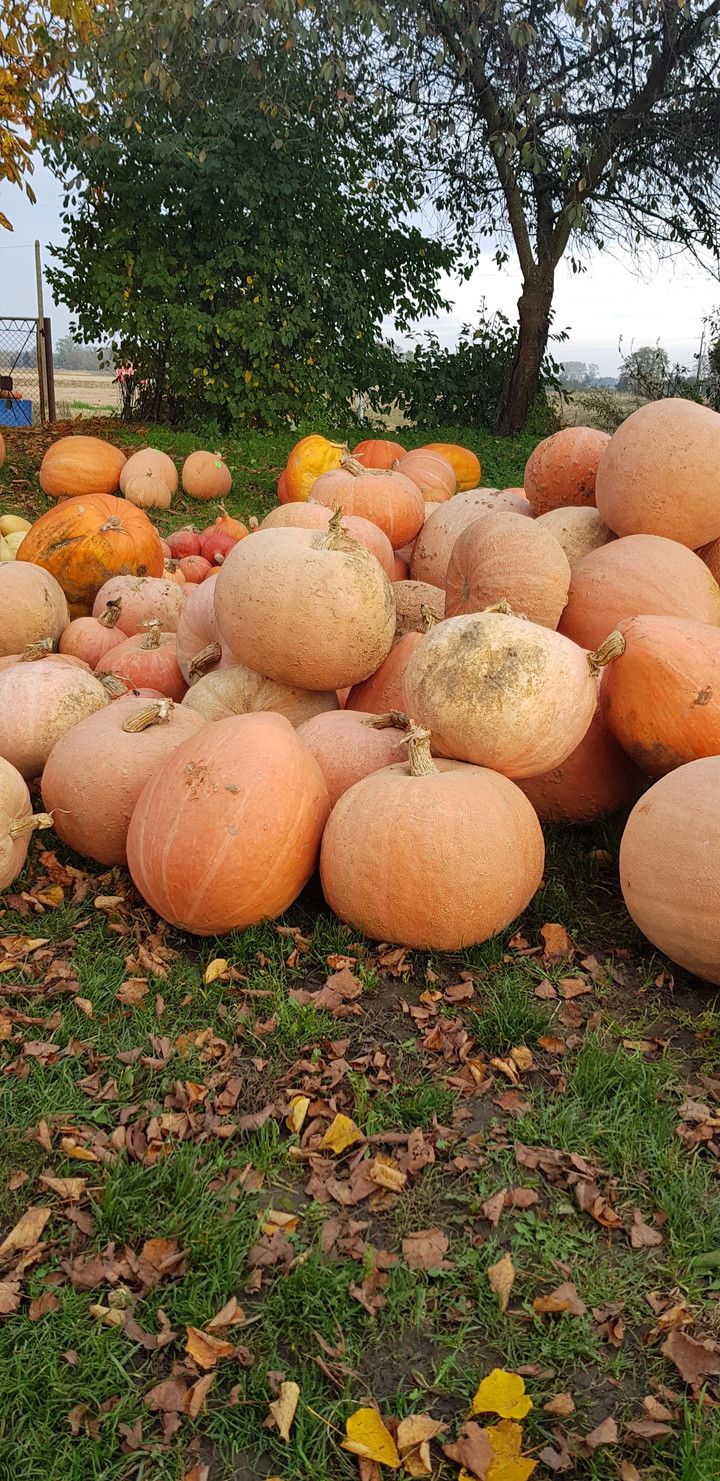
284 435 345 502
296 710 410 808
396 449 456 501
410 489 532 589
535 507 615 567
524 427 610 515
558 533 720 651
596 398 720 548
18 494 164 618
0 756 33 891
0 563 69 657
424 443 481 491
120 448 178 495
39 436 127 499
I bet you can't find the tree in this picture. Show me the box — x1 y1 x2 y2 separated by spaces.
616 345 670 394
53 336 111 372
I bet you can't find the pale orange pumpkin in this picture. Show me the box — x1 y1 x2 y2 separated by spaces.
17 494 164 618
126 713 330 934
59 600 126 669
259 502 394 575
181 450 232 501
396 449 456 501
310 460 424 549
393 580 445 638
596 399 720 547
0 757 53 890
296 709 410 807
410 488 532 588
392 556 409 580
352 438 407 468
182 664 339 725
345 629 423 714
424 443 481 491
120 448 178 496
558 534 720 650
0 563 69 657
284 435 345 502
0 659 108 779
517 676 645 823
597 615 720 776
175 572 234 684
98 619 187 702
524 427 610 515
92 575 186 636
39 435 126 499
445 511 571 629
535 506 616 566
124 473 173 510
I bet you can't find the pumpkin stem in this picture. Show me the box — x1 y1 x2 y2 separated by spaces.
141 619 162 650
399 722 438 776
188 642 222 679
98 672 129 699
99 516 125 534
8 812 54 840
484 598 527 619
18 638 53 662
319 507 357 554
98 599 123 630
587 629 626 675
122 698 174 732
362 710 411 731
341 453 384 478
419 603 438 633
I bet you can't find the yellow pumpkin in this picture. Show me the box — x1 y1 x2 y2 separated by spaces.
424 443 481 491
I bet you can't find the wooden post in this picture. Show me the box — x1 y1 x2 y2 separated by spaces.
34 241 48 423
44 319 56 421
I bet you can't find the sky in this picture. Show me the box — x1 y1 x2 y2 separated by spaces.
1 156 717 377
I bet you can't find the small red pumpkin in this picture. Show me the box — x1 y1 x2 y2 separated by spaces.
97 619 187 702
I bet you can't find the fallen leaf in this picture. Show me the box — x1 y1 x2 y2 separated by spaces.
533 1282 586 1316
624 1418 672 1439
642 1395 674 1422
368 1154 407 1192
486 1420 538 1481
185 1326 234 1369
0 1205 50 1254
401 1229 451 1270
183 1373 215 1420
268 1380 299 1441
538 1035 566 1055
540 923 572 959
28 1290 59 1320
261 1209 299 1236
59 1139 98 1162
0 1281 21 1314
116 978 148 1006
397 1414 444 1478
534 980 557 1000
618 1464 642 1481
538 1444 572 1473
661 1328 720 1385
543 1393 575 1417
630 1209 663 1249
73 996 94 1018
472 1370 532 1420
38 1176 87 1201
510 1045 534 1072
342 1408 400 1467
585 1416 618 1449
319 1113 364 1155
183 1467 210 1481
487 1252 515 1313
7 1170 29 1192
481 1190 507 1228
206 1296 246 1331
558 977 590 999
145 1379 188 1413
286 1095 311 1133
444 1421 495 1476
510 1188 539 1209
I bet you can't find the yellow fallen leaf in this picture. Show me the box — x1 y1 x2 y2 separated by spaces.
342 1408 400 1467
35 885 64 908
60 1139 99 1162
268 1379 299 1441
472 1371 532 1421
261 1209 299 1236
286 1094 311 1133
203 958 228 985
185 1325 234 1369
89 1302 125 1328
486 1420 523 1458
0 1205 51 1254
319 1113 364 1155
488 1459 537 1481
0 1013 12 1041
368 1154 407 1192
397 1414 444 1477
487 1252 515 1313
509 1045 534 1072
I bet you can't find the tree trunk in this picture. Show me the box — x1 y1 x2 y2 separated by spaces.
494 272 554 436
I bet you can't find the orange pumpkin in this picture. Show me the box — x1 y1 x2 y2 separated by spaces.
393 580 445 638
277 469 290 503
597 615 720 776
0 563 69 657
175 572 234 684
346 630 423 714
310 460 424 549
120 448 178 496
39 435 127 499
392 556 409 580
126 712 330 934
182 664 338 725
320 724 544 950
424 443 481 491
296 709 410 807
517 676 644 823
260 502 394 576
620 758 720 982
92 575 185 636
59 600 126 669
124 474 173 511
524 427 610 515
181 450 232 501
17 494 164 618
445 510 571 629
98 619 187 702
411 488 532 588
352 438 407 469
558 534 720 651
396 449 456 501
284 434 345 502
0 757 52 890
596 399 720 547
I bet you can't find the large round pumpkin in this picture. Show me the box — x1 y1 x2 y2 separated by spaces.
0 757 52 891
214 519 396 691
445 511 571 629
596 399 720 547
18 494 164 618
181 450 232 501
404 610 596 778
124 474 172 511
320 725 544 950
597 615 720 776
0 563 69 657
411 489 532 588
39 436 127 499
182 664 339 725
558 534 720 651
524 427 610 515
296 709 410 808
120 448 178 496
619 758 720 983
0 660 108 779
127 713 330 935
352 438 407 469
535 506 615 567
396 449 456 501
98 621 187 702
393 580 446 638
517 677 645 823
59 601 126 669
260 502 394 576
92 575 185 636
310 461 424 549
423 443 481 492
284 435 345 502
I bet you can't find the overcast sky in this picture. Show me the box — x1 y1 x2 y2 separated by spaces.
1 156 717 377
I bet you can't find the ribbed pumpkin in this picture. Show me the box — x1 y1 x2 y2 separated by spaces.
524 427 610 515
127 713 330 934
296 709 410 807
0 563 69 657
59 600 126 669
393 581 446 638
42 695 205 865
124 474 173 511
0 660 107 779
214 516 396 690
596 399 720 548
404 610 596 778
181 450 232 501
424 443 481 491
18 494 164 618
310 460 424 549
284 435 345 502
396 449 456 501
182 664 339 725
320 725 544 950
179 555 213 583
92 575 185 636
597 615 720 776
517 676 645 823
175 573 234 684
163 559 186 586
277 469 289 503
120 448 178 496
410 489 532 588
0 757 52 890
98 620 187 702
352 438 407 469
620 758 720 983
259 503 394 576
445 511 571 629
535 506 615 567
167 528 203 559
39 436 127 499
558 534 720 651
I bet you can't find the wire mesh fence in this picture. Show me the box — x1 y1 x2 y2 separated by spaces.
0 318 42 427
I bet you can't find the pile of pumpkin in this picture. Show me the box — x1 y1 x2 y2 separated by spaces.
3 405 720 986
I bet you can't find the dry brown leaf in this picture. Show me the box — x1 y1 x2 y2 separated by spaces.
661 1328 720 1386
481 1190 507 1228
533 1282 586 1316
73 996 94 1018
624 1418 672 1439
541 923 573 959
543 1392 575 1417
585 1416 618 1449
397 1414 444 1478
28 1290 59 1321
558 977 591 999
206 1296 246 1332
7 1170 29 1192
443 1420 495 1476
184 1373 215 1420
510 1045 534 1072
368 1155 407 1192
185 1326 234 1369
38 1176 87 1201
401 1229 451 1270
0 1281 21 1314
538 1035 566 1055
145 1379 188 1412
487 1252 515 1313
642 1394 674 1422
534 979 557 1000
0 1205 50 1254
116 978 148 1006
630 1209 663 1249
268 1380 299 1441
618 1463 642 1481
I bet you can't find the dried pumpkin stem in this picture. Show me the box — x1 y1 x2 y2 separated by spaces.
141 619 162 650
18 638 53 661
419 603 438 633
399 722 438 777
99 516 125 534
587 629 626 675
8 812 54 840
98 672 129 699
98 599 122 630
320 507 358 554
484 598 526 618
188 642 222 679
362 710 410 731
122 698 174 732
340 453 383 478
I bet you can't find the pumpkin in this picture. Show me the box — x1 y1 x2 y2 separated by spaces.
42 693 206 865
214 515 396 691
535 506 616 567
346 629 423 715
120 448 178 496
396 449 456 501
517 675 645 823
59 600 126 669
558 534 720 651
179 555 213 583
393 580 446 638
445 511 571 630
392 556 409 580
205 512 249 543
175 572 234 684
310 459 424 549
697 537 720 584
424 443 481 491
39 435 127 499
0 645 91 674
0 660 107 779
127 712 330 934
167 528 203 559
0 514 31 537
352 438 407 469
320 724 544 950
181 450 232 500
296 708 411 808
182 663 339 725
619 757 720 983
0 563 69 658
98 619 187 702
596 399 720 548
277 469 289 503
284 435 345 502
92 575 185 636
259 502 394 576
17 493 164 618
596 615 720 777
163 559 186 586
124 474 173 510
524 427 610 515
0 757 53 891
0 530 27 561
404 609 596 778
201 529 237 565
410 488 532 588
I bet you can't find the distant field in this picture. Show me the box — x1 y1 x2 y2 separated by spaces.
53 369 121 418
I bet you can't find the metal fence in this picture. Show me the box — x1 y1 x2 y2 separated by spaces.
0 317 55 426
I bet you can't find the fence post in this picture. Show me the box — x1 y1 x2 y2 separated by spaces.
43 320 56 422
35 320 47 424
